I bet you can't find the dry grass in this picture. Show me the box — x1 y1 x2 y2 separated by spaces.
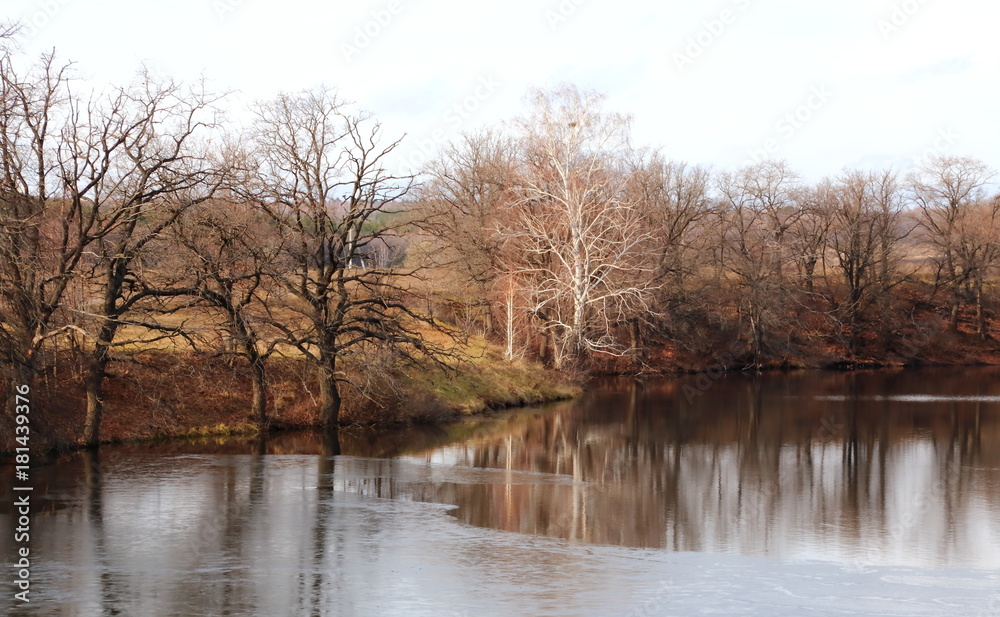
0 329 580 454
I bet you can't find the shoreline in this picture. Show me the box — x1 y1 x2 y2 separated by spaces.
4 319 1000 457
0 348 583 457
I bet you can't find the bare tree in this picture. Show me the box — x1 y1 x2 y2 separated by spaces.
244 87 455 427
65 74 226 445
173 194 281 424
0 50 77 394
911 155 997 331
507 85 654 369
787 181 832 294
716 161 802 364
0 22 19 39
824 169 906 354
417 129 522 353
950 195 1000 338
0 49 225 444
418 128 516 291
624 152 713 355
871 169 908 297
628 153 712 293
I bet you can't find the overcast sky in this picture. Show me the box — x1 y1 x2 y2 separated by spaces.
4 0 999 181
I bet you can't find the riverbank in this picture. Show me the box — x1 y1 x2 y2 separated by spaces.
0 343 581 455
593 290 1000 375
7 290 1000 455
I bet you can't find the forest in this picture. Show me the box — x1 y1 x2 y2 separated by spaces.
2 37 999 448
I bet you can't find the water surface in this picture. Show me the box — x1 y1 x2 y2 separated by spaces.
3 367 1000 616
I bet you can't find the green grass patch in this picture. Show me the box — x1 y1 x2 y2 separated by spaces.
179 422 262 439
402 345 581 416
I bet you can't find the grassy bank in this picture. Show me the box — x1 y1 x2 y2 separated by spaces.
1 339 581 454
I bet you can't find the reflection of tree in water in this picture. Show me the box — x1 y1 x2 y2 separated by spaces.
11 369 1000 617
391 370 1000 565
308 436 336 617
83 450 130 616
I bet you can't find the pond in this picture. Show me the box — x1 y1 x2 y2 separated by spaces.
3 368 1000 616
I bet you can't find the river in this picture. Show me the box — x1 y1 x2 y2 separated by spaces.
3 368 1000 615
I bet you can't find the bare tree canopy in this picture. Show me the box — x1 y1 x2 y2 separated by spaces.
715 160 803 363
825 168 907 353
506 85 655 369
242 86 458 426
911 155 998 332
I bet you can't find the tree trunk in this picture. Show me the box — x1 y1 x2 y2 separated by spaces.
84 340 111 448
552 338 564 371
879 235 891 295
250 357 268 425
317 356 341 428
85 313 117 446
804 258 816 294
945 248 960 332
321 427 341 457
504 291 515 362
538 331 549 365
848 314 858 356
234 312 268 425
482 302 493 336
976 282 988 340
629 318 646 363
747 297 764 366
85 264 123 447
848 287 862 356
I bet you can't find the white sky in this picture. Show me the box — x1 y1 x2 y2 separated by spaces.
4 0 999 181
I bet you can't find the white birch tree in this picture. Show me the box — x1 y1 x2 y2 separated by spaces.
508 85 654 369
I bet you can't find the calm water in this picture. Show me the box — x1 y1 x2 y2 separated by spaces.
4 368 1000 616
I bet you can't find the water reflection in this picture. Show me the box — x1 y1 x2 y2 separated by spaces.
393 368 1000 566
3 368 1000 616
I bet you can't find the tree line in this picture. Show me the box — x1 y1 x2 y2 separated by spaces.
0 42 457 445
420 86 1000 371
2 40 998 444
